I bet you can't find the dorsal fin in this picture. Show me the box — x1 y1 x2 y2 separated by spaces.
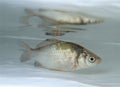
36 39 61 48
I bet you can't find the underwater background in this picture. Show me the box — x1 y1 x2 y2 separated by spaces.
0 0 120 87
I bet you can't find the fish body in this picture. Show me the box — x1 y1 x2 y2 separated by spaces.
23 8 103 27
21 39 101 71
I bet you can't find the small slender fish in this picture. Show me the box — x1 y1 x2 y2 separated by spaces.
22 8 103 27
44 26 85 36
45 30 66 36
21 39 101 71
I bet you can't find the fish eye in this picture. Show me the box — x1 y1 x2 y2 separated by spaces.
88 57 96 63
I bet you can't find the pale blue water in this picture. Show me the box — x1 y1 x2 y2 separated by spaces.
0 0 120 87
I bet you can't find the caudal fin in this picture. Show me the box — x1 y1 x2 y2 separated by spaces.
24 8 36 16
20 42 32 62
20 8 36 27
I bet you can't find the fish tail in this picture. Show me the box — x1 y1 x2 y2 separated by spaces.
20 8 36 27
24 8 36 16
20 42 32 62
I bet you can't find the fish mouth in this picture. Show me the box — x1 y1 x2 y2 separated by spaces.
96 58 102 64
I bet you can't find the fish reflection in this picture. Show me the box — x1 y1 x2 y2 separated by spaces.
21 8 103 28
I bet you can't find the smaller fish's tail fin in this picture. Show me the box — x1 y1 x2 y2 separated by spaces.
20 42 33 62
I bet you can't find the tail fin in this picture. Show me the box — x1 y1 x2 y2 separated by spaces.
20 42 32 62
20 8 36 27
24 8 36 16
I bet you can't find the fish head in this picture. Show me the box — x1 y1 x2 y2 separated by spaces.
78 48 101 69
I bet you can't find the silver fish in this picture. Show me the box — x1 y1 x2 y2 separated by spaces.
22 8 103 27
21 39 101 71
